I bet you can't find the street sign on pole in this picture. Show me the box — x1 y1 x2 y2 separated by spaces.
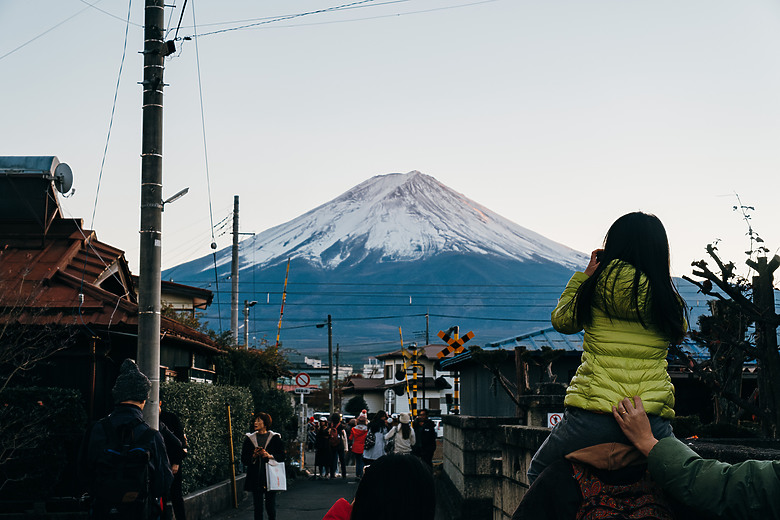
295 372 311 387
294 387 311 395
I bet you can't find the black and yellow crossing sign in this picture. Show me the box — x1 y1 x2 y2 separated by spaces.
436 330 474 359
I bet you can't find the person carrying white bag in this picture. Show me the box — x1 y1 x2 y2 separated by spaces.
241 412 286 520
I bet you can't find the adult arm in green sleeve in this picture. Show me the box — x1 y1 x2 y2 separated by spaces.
647 437 780 520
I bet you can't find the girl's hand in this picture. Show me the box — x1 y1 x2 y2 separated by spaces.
584 249 603 276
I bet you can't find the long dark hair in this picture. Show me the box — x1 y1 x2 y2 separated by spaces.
573 212 687 344
400 422 411 439
351 454 435 520
369 410 387 433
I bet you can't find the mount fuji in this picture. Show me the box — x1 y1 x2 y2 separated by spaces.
163 171 588 362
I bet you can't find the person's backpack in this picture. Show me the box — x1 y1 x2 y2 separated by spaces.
91 418 156 518
572 462 674 520
328 426 341 448
364 429 376 450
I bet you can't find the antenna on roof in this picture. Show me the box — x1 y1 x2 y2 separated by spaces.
53 163 73 194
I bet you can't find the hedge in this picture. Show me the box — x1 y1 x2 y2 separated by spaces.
161 381 253 494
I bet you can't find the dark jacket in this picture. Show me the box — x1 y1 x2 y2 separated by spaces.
241 431 286 493
160 411 187 453
160 410 187 466
160 421 184 466
648 436 780 519
78 403 173 500
314 424 332 466
414 418 436 456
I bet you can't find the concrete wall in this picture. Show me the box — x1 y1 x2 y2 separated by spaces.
440 415 524 520
184 474 247 520
492 426 549 520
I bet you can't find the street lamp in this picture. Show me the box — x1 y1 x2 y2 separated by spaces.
243 300 257 349
316 315 333 413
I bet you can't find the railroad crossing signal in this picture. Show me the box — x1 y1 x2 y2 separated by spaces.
436 330 474 359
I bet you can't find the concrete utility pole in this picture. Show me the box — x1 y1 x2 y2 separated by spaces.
231 195 239 345
137 0 167 428
335 342 340 410
327 315 333 414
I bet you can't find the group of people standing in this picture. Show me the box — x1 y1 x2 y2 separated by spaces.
310 408 437 480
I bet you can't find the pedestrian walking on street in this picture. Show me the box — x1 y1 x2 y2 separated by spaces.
78 359 173 520
241 412 286 520
344 418 356 468
361 411 389 466
322 453 435 520
385 412 416 455
306 417 316 451
413 409 437 467
160 400 188 520
329 412 348 479
314 418 331 478
349 410 369 478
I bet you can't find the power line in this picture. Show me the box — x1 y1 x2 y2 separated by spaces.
91 0 132 230
258 0 502 30
176 0 380 40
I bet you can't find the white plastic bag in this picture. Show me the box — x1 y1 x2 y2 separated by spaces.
265 460 286 491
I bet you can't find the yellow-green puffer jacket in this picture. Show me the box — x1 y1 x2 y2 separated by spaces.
552 261 680 419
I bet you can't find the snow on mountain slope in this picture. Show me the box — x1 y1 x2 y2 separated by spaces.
209 171 587 272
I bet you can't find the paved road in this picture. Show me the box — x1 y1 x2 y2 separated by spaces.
213 476 358 520
214 441 446 520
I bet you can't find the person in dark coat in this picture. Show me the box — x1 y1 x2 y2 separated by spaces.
240 412 285 520
78 359 173 520
314 418 332 478
413 409 437 467
159 401 188 520
329 412 347 479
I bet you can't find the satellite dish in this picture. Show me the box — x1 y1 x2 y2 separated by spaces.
53 163 73 194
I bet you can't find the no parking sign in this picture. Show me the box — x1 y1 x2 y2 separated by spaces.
547 412 563 428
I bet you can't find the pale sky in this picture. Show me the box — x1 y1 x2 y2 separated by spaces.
3 0 780 281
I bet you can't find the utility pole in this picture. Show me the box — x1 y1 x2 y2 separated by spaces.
327 315 333 414
231 195 239 345
137 0 168 428
243 299 257 349
425 311 430 345
335 343 340 411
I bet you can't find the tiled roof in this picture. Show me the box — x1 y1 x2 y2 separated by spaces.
0 217 220 353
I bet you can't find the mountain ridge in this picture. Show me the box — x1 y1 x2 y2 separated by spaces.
163 171 588 359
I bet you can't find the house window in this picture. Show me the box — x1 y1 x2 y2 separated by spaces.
385 364 392 379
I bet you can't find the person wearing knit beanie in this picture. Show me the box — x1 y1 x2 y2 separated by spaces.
111 358 152 404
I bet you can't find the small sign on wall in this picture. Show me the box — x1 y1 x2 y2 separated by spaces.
547 412 564 428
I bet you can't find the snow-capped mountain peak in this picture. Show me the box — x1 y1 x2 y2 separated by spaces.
217 171 586 271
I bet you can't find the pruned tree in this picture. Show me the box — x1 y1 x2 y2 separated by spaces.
681 202 780 437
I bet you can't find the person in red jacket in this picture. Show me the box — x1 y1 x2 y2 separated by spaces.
349 411 369 479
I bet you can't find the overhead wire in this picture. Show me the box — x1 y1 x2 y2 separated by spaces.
176 0 409 30
0 0 108 62
176 0 379 40
91 0 133 230
259 0 503 30
189 0 224 334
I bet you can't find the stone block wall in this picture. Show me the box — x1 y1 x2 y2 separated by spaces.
492 426 549 520
440 415 524 520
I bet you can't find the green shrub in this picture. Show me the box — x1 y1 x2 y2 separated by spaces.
161 382 253 494
0 387 87 500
